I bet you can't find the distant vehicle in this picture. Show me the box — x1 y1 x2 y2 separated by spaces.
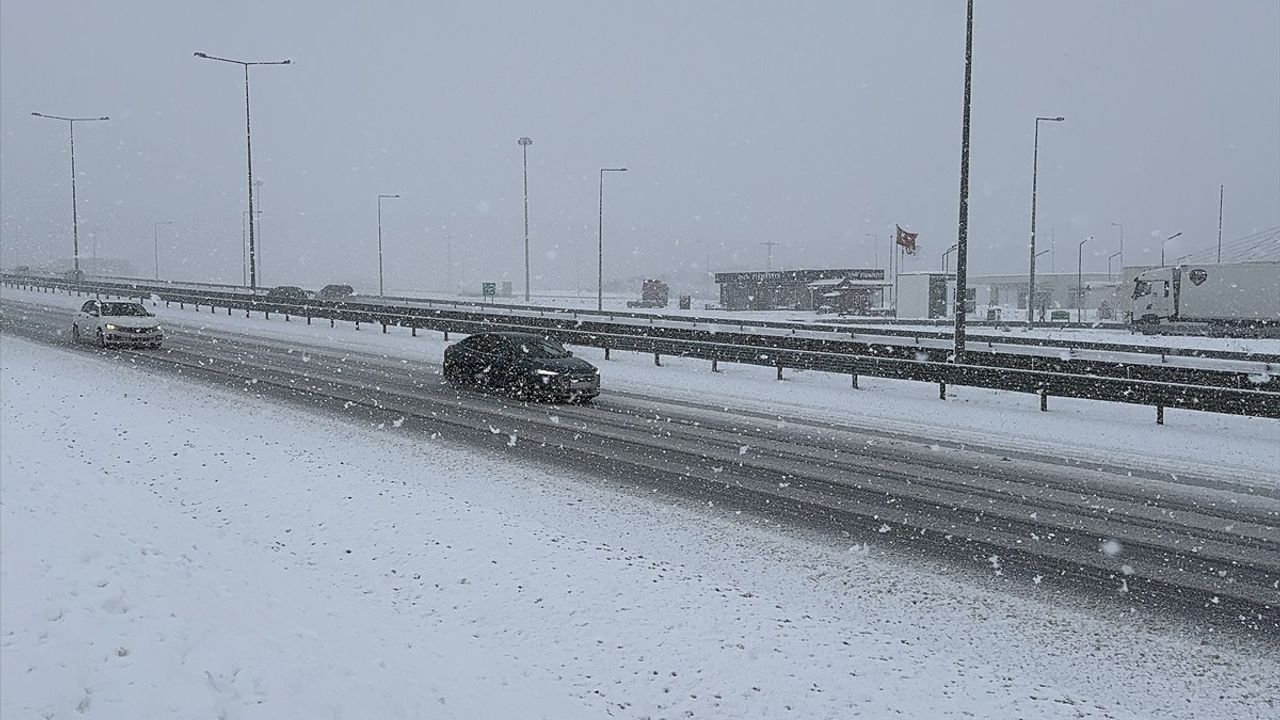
317 284 354 301
443 332 600 402
1130 261 1280 327
266 285 311 301
71 300 164 349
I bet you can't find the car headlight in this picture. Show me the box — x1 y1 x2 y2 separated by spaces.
533 369 560 377
104 323 119 331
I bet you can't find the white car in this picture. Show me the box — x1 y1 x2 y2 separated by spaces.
72 300 165 349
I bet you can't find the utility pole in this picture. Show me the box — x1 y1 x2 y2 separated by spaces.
518 137 533 301
952 0 975 361
761 241 780 270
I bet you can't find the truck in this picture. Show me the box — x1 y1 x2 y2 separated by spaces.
1129 261 1279 328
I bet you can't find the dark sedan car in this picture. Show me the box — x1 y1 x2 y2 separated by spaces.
443 332 600 402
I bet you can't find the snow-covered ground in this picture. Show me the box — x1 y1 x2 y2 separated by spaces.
4 335 1278 719
5 285 1276 487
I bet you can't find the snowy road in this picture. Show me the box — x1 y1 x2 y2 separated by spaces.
3 295 1277 613
4 332 1280 719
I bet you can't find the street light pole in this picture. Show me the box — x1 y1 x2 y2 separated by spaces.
1077 235 1091 322
377 194 401 296
598 167 627 312
31 112 110 279
194 51 291 289
1161 231 1182 266
952 0 975 361
1109 221 1124 282
1026 115 1065 328
153 220 174 279
519 137 533 302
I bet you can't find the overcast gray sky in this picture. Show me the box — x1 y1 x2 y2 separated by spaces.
2 0 1277 294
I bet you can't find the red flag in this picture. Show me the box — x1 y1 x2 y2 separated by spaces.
896 225 918 255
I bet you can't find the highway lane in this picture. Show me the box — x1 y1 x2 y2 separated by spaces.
3 296 1278 618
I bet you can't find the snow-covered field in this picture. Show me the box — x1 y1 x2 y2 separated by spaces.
3 334 1278 719
4 285 1276 487
384 287 1280 355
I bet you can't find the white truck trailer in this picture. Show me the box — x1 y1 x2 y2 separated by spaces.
1129 261 1279 327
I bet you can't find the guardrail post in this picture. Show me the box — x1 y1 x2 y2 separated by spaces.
382 322 388 334
654 352 661 366
939 382 947 400
1039 389 1048 412
306 314 312 325
228 306 232 316
330 318 335 328
265 311 270 319
851 373 859 389
285 313 291 322
443 330 449 340
1156 404 1165 425
355 321 360 330
776 362 784 381
711 359 719 373
604 346 611 360
411 326 416 336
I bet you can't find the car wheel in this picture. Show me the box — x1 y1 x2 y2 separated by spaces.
96 328 107 348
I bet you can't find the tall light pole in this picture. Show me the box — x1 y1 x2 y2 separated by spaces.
518 137 533 302
952 0 975 361
1108 221 1123 282
1216 185 1224 263
761 241 780 270
194 51 291 290
1026 115 1065 328
1077 235 1091 322
377 194 401 296
31 112 110 280
598 167 627 311
942 242 960 273
153 220 174 280
1161 231 1182 266
1110 221 1124 275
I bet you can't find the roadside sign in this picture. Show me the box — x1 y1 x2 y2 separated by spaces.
482 282 496 297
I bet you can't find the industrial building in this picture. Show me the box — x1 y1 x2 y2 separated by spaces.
714 269 887 312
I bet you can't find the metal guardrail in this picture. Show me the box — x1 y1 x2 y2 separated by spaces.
76 272 1278 364
5 274 1278 421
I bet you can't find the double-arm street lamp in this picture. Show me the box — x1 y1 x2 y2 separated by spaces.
31 112 110 279
194 51 291 289
598 167 627 312
1026 115 1065 328
377 194 401 296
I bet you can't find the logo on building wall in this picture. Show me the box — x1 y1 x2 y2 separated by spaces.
1188 269 1208 286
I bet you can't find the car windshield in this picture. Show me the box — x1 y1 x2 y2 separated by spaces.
100 303 151 317
1132 280 1152 298
516 338 570 359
